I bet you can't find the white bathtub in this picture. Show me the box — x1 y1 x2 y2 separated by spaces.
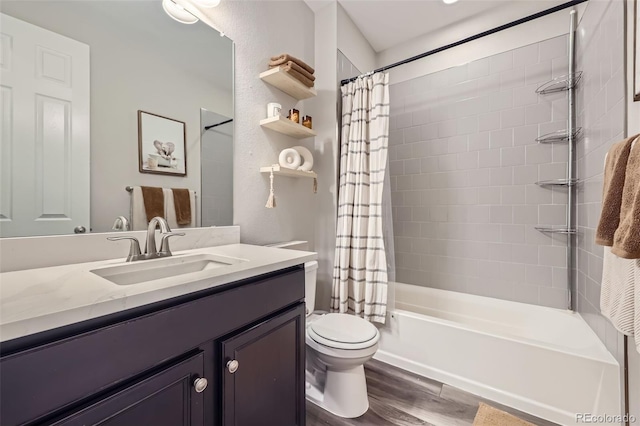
375 283 621 426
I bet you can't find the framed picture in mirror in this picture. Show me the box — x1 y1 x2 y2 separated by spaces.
138 110 187 176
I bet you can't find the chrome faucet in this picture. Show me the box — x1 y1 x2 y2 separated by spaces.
107 216 184 262
111 216 130 231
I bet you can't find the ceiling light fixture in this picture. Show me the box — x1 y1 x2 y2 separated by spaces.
442 0 459 4
193 0 221 8
162 0 199 24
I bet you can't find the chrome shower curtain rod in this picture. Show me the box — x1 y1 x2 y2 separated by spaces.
340 0 588 86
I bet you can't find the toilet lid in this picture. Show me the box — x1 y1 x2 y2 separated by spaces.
309 313 378 346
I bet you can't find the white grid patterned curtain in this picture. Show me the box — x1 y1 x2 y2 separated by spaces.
331 72 390 323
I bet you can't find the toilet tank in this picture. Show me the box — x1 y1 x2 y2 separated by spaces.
267 241 316 315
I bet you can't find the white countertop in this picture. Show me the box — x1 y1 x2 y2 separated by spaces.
0 244 316 343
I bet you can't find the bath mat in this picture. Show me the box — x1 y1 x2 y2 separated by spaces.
473 402 536 426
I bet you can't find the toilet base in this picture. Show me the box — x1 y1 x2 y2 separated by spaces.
305 364 370 418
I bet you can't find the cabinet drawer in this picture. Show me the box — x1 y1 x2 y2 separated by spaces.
1 267 304 425
52 352 205 426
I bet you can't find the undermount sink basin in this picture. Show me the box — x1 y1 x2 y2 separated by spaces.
90 253 246 286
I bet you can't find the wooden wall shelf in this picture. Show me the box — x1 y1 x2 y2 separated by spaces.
259 66 317 100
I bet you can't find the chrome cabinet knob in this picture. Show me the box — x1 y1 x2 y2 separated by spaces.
74 226 86 234
193 377 208 393
226 359 239 374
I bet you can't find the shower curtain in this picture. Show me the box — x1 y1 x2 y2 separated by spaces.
331 72 390 324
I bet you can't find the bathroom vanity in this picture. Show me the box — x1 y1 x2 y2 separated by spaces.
0 244 315 426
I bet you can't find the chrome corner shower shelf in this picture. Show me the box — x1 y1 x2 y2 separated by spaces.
535 178 580 187
536 128 583 144
535 71 583 94
534 227 577 235
533 11 580 311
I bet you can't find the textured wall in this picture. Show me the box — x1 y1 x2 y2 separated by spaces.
389 35 573 308
575 0 625 358
198 1 317 247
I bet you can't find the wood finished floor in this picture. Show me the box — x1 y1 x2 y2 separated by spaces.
306 359 558 426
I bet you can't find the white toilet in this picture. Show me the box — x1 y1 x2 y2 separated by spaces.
268 241 380 418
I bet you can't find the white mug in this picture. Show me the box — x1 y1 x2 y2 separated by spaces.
147 156 159 169
267 102 282 118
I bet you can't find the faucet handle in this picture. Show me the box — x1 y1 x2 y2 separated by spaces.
107 236 142 262
159 232 185 256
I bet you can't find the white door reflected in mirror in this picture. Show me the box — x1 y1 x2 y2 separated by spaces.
0 14 90 237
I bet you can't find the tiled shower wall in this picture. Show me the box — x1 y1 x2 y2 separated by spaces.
389 35 573 308
575 0 625 357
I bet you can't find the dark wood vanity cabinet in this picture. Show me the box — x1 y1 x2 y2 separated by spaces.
222 305 305 426
0 266 306 426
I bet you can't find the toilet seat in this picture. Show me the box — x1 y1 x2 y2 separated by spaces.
308 313 379 350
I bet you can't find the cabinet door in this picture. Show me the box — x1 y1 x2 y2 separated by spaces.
222 304 305 426
53 352 206 426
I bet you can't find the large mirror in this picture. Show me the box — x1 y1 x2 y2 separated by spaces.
0 0 234 238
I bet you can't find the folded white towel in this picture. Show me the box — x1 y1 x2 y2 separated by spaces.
131 186 148 231
279 148 301 170
164 188 196 229
601 246 640 353
292 146 314 171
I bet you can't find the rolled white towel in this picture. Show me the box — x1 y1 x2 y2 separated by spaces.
293 146 314 171
279 148 301 170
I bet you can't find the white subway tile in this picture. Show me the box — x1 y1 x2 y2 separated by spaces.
468 131 492 151
513 164 538 184
490 206 513 224
457 116 479 135
539 245 567 268
539 204 566 225
525 102 553 125
478 187 501 205
490 128 514 148
526 184 553 205
478 111 500 132
489 90 513 111
448 135 469 153
501 146 526 167
513 124 538 146
396 112 413 129
525 60 552 86
513 43 539 68
539 36 568 61
489 51 513 74
404 126 422 143
457 151 479 170
513 84 540 107
489 167 513 186
513 205 538 225
500 67 525 90
501 224 526 243
501 186 526 205
438 154 458 171
438 119 458 138
525 144 553 165
468 57 490 79
500 107 525 128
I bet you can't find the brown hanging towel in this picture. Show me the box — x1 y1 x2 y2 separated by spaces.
141 186 165 223
611 136 640 258
596 134 640 246
171 188 192 226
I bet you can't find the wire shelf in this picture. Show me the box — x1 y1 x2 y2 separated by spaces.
535 128 583 144
535 179 580 187
535 226 577 235
535 71 583 94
